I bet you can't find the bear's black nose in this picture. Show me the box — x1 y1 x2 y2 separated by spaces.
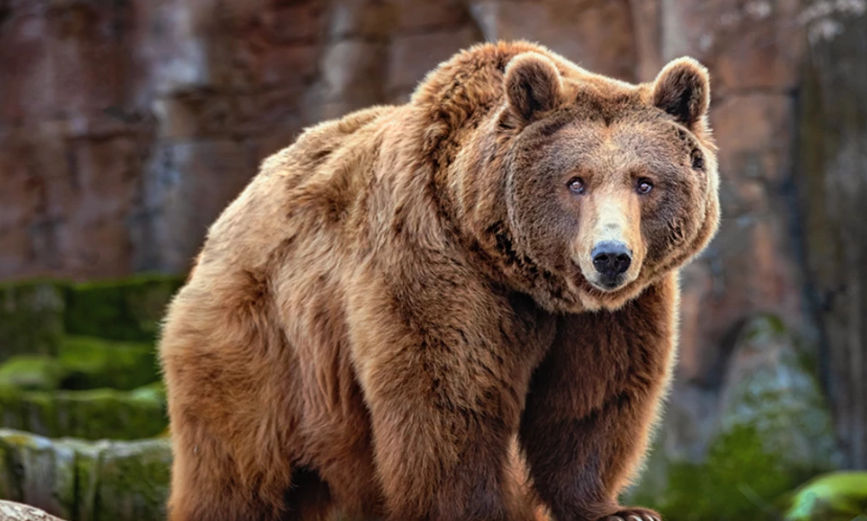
592 241 632 277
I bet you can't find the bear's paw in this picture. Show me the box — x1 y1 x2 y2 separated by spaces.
602 507 661 521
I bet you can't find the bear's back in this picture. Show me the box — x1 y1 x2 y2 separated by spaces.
190 105 396 281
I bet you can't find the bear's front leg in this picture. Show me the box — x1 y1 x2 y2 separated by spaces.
365 391 524 521
349 272 552 521
519 274 679 521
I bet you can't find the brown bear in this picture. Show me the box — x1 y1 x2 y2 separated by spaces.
158 40 720 521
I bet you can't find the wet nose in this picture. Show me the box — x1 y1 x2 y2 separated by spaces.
591 241 632 276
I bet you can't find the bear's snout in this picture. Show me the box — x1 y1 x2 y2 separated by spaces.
591 241 633 287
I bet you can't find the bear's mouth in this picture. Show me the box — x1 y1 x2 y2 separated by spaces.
577 266 634 294
588 274 628 292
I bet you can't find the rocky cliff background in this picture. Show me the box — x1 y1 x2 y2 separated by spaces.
0 1 865 520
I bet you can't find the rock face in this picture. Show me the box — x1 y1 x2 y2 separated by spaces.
796 0 867 470
0 430 170 521
0 500 66 521
627 315 841 520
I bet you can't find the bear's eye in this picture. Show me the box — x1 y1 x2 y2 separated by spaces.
567 177 585 194
691 149 705 170
637 178 654 195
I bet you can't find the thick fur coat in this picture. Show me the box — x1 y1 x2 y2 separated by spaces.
159 40 721 521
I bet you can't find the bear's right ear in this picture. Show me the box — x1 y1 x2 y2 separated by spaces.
652 57 710 130
504 53 563 123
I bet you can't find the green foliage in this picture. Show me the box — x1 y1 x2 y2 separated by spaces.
58 336 159 391
0 280 66 362
0 385 167 441
0 337 159 394
783 471 867 521
0 356 64 391
63 274 184 343
661 425 808 521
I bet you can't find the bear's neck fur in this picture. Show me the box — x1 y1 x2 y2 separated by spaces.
405 41 582 311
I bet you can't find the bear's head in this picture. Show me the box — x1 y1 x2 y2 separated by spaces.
455 48 720 313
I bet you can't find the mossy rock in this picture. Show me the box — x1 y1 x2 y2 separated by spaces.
0 500 67 521
655 425 813 521
0 429 171 521
0 356 64 391
58 336 159 391
0 339 159 393
86 437 171 521
0 429 77 519
626 315 840 521
0 280 66 363
783 471 867 521
0 384 167 440
64 274 184 343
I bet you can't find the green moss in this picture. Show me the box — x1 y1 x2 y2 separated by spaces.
0 336 161 392
0 429 173 521
783 471 867 521
0 355 64 391
55 387 168 440
627 315 840 521
73 440 104 521
742 313 787 341
0 280 66 362
93 438 172 521
657 425 808 521
58 336 159 391
0 429 25 500
129 381 167 402
0 386 167 440
0 387 59 437
64 274 184 343
0 429 77 518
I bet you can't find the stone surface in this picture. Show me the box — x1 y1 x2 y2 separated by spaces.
716 315 839 470
796 0 867 470
469 0 637 81
0 282 65 363
0 500 66 521
386 27 481 99
0 430 170 521
627 315 840 520
0 384 167 441
661 0 804 93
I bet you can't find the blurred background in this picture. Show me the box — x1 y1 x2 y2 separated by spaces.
0 0 865 520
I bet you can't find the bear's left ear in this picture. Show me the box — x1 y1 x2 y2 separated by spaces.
504 53 563 123
652 57 710 130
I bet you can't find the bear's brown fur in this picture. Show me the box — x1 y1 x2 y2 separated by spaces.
159 40 720 521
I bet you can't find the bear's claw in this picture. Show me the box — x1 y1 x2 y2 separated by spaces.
603 509 661 521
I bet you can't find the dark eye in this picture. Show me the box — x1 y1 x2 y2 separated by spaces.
637 178 654 195
568 177 585 194
691 149 705 170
